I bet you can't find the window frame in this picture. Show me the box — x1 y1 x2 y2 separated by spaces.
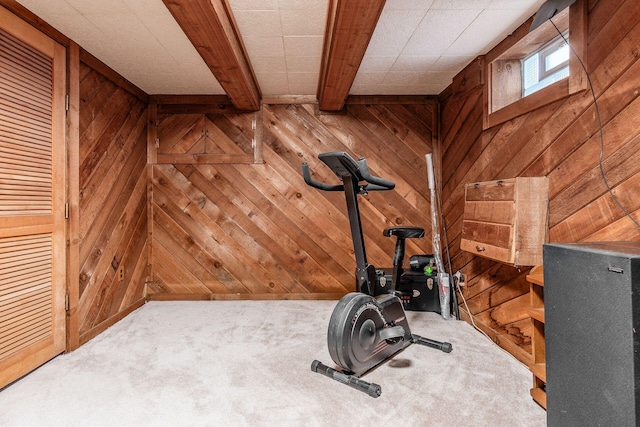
536 35 570 80
483 0 587 129
522 32 570 96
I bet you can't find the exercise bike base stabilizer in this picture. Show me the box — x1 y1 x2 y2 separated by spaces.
303 152 452 398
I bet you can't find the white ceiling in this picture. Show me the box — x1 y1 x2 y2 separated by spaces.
15 0 545 98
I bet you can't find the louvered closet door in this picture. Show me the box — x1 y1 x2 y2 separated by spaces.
0 8 66 389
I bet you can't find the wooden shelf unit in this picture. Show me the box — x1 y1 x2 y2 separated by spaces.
527 265 546 409
460 177 549 266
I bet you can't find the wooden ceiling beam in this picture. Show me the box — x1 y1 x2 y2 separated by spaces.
317 0 386 111
162 0 261 111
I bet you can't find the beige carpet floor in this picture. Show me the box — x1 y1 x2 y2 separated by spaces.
0 300 546 426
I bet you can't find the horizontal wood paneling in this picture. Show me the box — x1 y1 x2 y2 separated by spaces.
440 0 640 364
149 99 438 299
77 56 148 343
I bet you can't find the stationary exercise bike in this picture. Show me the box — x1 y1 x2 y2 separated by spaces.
304 153 444 312
302 152 452 397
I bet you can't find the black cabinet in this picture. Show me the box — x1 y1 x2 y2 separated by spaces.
544 242 640 426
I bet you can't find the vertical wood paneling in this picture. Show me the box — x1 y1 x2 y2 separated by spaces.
77 55 148 343
66 41 80 351
440 0 640 364
149 98 438 299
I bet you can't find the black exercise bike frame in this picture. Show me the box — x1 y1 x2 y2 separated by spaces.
302 152 394 295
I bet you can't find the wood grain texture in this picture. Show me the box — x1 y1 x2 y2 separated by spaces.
77 55 148 342
66 41 80 351
441 0 640 361
161 0 260 111
317 0 386 111
149 98 438 299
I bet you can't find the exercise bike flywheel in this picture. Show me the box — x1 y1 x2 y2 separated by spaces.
327 292 411 376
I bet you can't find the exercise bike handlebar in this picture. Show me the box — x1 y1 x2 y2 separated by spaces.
356 158 396 191
301 162 344 192
301 154 395 192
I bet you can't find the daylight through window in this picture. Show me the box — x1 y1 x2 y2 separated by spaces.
522 33 570 97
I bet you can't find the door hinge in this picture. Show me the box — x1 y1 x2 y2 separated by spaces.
65 202 69 219
65 294 69 311
65 94 69 111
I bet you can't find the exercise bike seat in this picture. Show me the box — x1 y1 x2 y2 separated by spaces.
383 226 425 239
383 227 425 292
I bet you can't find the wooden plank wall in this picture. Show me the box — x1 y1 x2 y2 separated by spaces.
148 98 438 299
0 4 150 349
439 0 640 364
76 53 149 344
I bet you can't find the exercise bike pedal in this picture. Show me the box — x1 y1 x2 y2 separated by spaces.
379 325 405 344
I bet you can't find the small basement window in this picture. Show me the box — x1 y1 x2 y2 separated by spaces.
522 33 569 96
483 0 587 129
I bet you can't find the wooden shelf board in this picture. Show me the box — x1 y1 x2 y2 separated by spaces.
530 362 546 382
528 265 545 410
526 273 544 286
528 307 545 322
530 387 547 409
